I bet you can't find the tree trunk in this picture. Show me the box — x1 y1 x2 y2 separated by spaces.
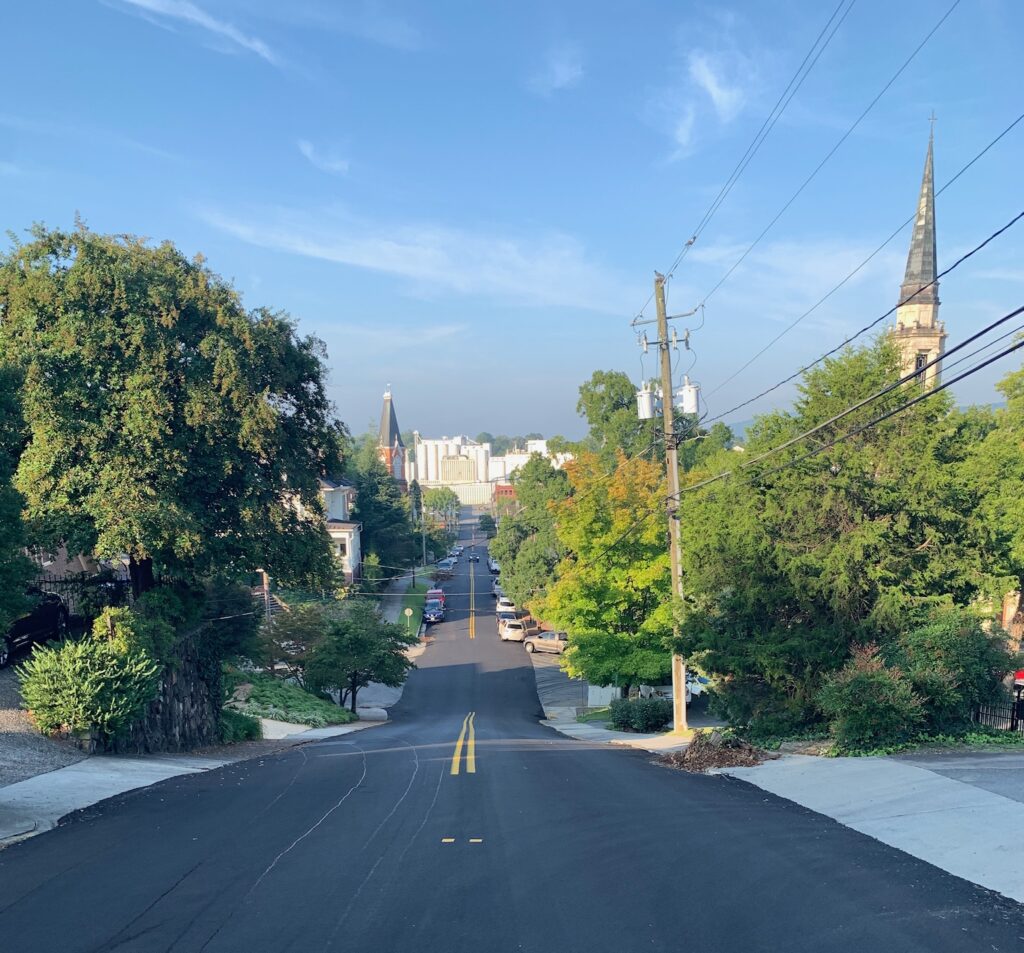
349 676 359 713
128 555 155 599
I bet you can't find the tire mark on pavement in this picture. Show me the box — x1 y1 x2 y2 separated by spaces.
321 752 447 951
195 742 369 953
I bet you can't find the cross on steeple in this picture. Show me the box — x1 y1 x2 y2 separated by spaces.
928 110 937 139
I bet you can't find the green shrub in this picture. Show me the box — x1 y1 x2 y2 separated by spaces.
818 644 924 750
219 708 262 743
894 609 1014 732
608 697 673 732
228 670 357 727
19 640 160 742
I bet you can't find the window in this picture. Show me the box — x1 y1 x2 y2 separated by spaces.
337 541 347 558
915 352 928 372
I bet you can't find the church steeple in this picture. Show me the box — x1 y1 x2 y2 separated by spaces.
899 124 938 307
893 121 946 388
377 386 407 488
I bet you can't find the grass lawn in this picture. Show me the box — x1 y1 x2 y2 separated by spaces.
225 669 357 727
576 707 612 724
401 581 429 636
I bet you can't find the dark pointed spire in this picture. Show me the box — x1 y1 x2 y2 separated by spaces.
899 125 938 306
378 386 404 450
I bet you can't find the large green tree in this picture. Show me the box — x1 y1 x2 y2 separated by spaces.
676 338 1014 731
0 367 33 631
539 451 672 691
488 454 569 607
422 486 460 530
576 370 657 462
351 458 417 574
0 225 344 597
305 600 417 712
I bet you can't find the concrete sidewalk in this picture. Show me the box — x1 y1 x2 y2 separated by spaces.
0 720 383 845
529 653 720 753
723 753 1024 904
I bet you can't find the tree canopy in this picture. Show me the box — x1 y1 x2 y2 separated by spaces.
488 454 569 607
676 338 1021 731
539 450 672 690
305 600 417 712
0 225 344 596
0 366 33 630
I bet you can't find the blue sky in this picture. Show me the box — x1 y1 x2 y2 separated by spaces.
2 1 1022 440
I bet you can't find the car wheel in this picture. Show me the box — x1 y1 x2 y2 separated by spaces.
524 642 535 653
0 641 10 668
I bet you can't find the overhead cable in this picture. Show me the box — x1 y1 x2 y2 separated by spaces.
704 112 1024 408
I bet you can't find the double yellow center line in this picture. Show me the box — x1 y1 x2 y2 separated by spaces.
450 711 477 775
468 558 476 639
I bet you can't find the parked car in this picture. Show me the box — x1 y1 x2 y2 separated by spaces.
523 631 569 654
495 596 517 615
426 587 446 607
488 558 501 574
1 588 68 667
452 545 464 556
435 558 455 579
423 599 446 624
638 673 709 705
491 580 505 599
447 550 460 562
495 611 517 634
499 619 536 643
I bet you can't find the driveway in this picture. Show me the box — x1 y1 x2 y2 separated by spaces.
0 667 85 788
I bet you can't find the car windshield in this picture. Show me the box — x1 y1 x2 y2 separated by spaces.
425 601 442 610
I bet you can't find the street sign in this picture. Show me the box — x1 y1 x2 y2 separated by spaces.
404 607 413 617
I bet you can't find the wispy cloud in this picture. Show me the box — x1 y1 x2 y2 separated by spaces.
334 321 466 351
688 52 745 123
112 0 281 66
671 105 697 159
0 113 180 162
243 0 422 52
297 139 349 175
529 43 584 96
649 14 758 161
198 205 633 314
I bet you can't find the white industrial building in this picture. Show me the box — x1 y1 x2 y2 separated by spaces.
410 434 569 504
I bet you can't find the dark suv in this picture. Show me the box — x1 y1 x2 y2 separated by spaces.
1 588 68 667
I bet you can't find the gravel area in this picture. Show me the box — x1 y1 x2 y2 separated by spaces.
0 667 86 788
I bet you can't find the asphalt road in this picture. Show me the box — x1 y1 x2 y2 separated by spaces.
2 520 1023 952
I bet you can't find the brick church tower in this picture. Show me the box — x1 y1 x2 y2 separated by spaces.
377 386 407 489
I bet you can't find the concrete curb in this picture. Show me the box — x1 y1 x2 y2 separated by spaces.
540 718 691 753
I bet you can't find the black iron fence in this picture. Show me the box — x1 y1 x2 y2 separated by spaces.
973 698 1024 734
35 571 131 619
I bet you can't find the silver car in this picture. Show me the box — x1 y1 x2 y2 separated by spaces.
523 631 569 654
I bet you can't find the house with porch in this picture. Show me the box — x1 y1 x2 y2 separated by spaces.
320 478 362 583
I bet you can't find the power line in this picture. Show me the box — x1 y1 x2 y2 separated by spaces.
634 0 856 319
664 0 856 281
581 306 1024 566
697 0 963 310
703 112 1024 408
750 334 1024 483
675 302 1024 496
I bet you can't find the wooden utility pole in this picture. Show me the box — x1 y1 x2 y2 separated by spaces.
654 273 688 734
